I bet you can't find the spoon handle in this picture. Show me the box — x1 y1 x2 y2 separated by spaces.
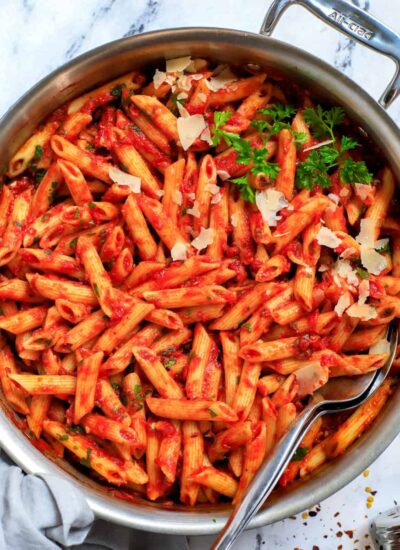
211 402 320 550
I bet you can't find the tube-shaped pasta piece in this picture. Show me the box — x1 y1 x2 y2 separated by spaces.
209 282 283 331
27 273 98 306
10 374 76 395
95 379 131 425
51 136 112 183
193 155 217 232
293 265 316 312
207 186 229 260
138 194 189 251
0 340 29 414
74 351 103 423
19 248 84 279
180 421 204 506
229 195 255 265
208 74 266 106
240 336 299 363
8 121 59 177
258 374 286 395
291 311 338 335
220 332 242 407
94 301 154 355
0 189 32 266
232 361 261 421
0 306 47 335
271 374 299 408
58 159 93 205
275 129 296 200
208 422 254 463
233 421 267 505
124 261 165 290
342 325 387 352
76 237 114 317
156 420 182 483
146 422 169 501
329 314 359 351
0 186 12 237
365 167 395 239
152 327 192 354
127 102 171 155
0 279 41 302
132 346 183 399
143 285 235 309
27 395 52 438
186 323 214 400
100 225 125 263
131 95 179 142
190 467 238 499
239 305 273 347
55 299 92 324
122 194 158 261
122 372 147 458
59 310 109 352
255 255 290 282
110 248 133 284
276 402 297 441
61 111 92 140
162 159 185 225
31 162 64 217
114 144 161 198
82 413 139 447
146 397 238 422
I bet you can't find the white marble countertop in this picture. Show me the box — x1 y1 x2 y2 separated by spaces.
2 1 400 548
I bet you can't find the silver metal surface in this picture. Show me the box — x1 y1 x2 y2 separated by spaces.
1 10 400 536
212 322 399 549
371 506 400 549
260 0 400 108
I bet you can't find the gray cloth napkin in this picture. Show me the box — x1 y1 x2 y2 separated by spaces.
0 450 189 550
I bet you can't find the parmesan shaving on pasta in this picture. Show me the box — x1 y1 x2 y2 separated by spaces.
217 169 231 181
358 279 370 305
328 193 340 204
354 183 371 201
346 303 377 321
173 190 183 206
108 167 141 193
356 218 375 248
340 247 358 260
230 214 238 227
205 184 220 195
369 338 390 355
177 114 207 151
303 139 334 152
334 294 351 317
166 56 192 73
316 227 341 248
360 247 387 275
191 227 214 251
211 193 222 205
255 189 288 227
200 126 213 146
206 67 237 91
186 201 200 218
171 242 188 261
153 69 167 90
332 259 358 287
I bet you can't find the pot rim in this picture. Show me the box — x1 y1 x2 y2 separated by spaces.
1 26 400 535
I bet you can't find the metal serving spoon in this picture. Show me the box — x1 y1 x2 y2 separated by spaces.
212 320 399 550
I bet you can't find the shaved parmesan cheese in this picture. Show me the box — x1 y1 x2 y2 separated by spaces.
346 303 377 321
205 184 220 195
231 214 238 228
156 189 164 198
316 227 341 249
173 190 183 206
369 338 390 355
255 189 288 227
166 56 191 73
187 58 207 73
356 218 375 248
340 247 358 260
186 201 200 218
177 92 188 100
358 279 370 305
206 67 237 91
318 264 329 272
177 114 207 150
303 139 334 153
108 166 141 193
187 193 196 201
354 182 371 201
153 69 167 89
328 193 340 204
332 259 359 287
211 193 222 205
177 102 190 118
334 294 351 317
375 238 389 250
360 247 387 275
200 126 213 145
295 362 329 398
191 227 214 251
217 169 231 181
197 92 207 103
171 242 188 261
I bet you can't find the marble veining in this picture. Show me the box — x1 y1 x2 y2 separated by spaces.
1 1 400 548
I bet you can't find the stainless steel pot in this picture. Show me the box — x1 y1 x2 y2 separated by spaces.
1 0 400 536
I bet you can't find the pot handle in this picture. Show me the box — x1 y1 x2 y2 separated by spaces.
260 0 400 109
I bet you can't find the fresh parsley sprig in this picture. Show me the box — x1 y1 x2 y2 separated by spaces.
296 108 373 189
252 103 307 146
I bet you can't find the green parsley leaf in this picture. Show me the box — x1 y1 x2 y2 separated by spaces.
242 323 252 332
207 408 217 418
230 175 256 203
80 448 92 468
211 111 233 146
303 105 345 141
88 201 95 209
93 283 100 297
340 136 359 153
73 208 80 219
59 434 69 441
69 237 78 249
44 338 52 347
356 267 370 279
110 84 126 98
67 425 84 435
85 143 95 151
376 241 390 254
296 149 334 190
111 382 120 391
33 235 40 245
35 169 46 183
0 306 4 316
34 145 43 161
291 446 308 462
51 181 58 189
255 103 296 142
44 249 51 257
164 357 177 368
340 158 373 185
292 131 308 146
